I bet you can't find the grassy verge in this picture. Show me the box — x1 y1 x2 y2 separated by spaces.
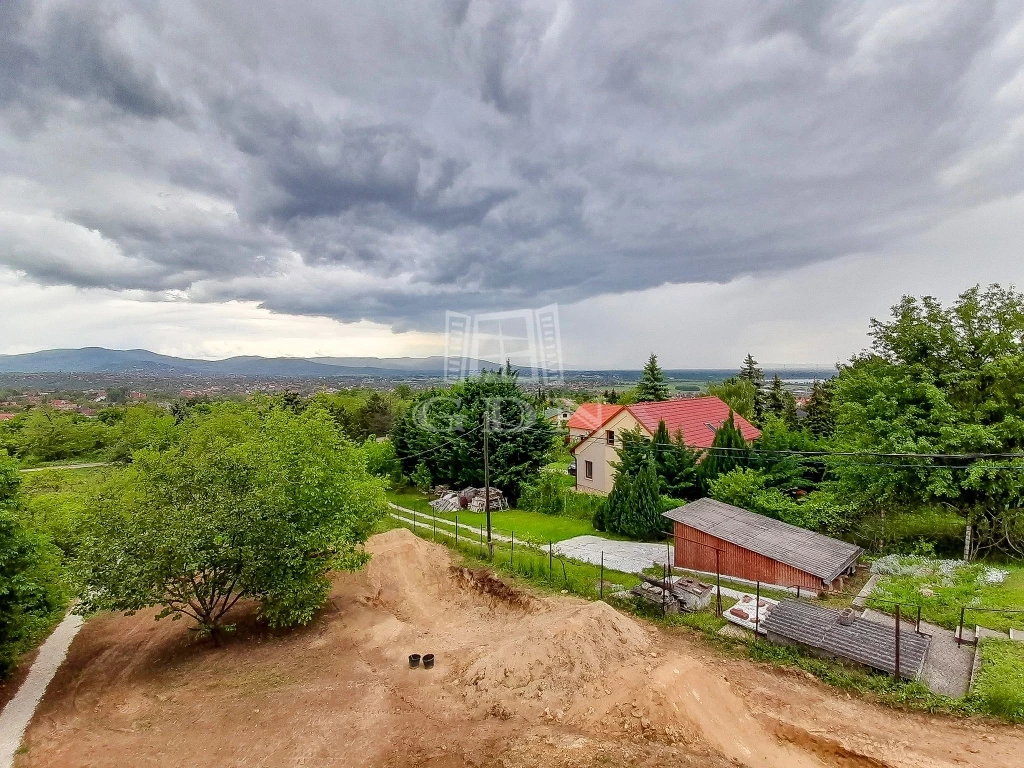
971 639 1024 722
868 563 1024 633
386 488 633 544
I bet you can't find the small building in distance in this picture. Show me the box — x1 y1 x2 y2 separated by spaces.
663 498 862 594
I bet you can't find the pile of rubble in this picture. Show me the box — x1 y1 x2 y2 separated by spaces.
429 486 509 513
630 574 713 613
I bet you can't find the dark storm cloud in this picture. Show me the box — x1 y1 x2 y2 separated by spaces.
2 0 1024 328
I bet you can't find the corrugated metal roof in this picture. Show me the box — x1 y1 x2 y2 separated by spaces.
760 599 930 678
663 498 863 582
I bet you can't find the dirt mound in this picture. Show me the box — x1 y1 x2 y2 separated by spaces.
461 599 651 711
449 566 538 612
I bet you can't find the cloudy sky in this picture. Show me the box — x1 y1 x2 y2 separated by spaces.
2 0 1024 368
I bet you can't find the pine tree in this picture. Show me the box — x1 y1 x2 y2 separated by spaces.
737 354 767 424
652 421 701 500
699 411 749 486
766 374 797 426
605 471 632 534
618 456 662 539
636 354 670 402
805 379 834 438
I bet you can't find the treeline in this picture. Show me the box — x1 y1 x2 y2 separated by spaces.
0 386 412 466
628 285 1024 560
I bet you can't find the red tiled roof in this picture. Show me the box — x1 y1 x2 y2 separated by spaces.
0 414 15 421
566 403 622 432
627 397 761 448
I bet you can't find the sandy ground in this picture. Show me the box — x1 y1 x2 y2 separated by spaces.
14 529 1024 768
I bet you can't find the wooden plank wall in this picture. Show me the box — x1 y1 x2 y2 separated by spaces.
673 522 824 592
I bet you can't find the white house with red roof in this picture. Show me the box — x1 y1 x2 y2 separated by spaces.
568 396 760 494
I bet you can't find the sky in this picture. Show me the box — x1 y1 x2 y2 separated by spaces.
2 0 1024 368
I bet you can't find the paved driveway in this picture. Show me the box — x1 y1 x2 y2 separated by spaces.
552 535 673 574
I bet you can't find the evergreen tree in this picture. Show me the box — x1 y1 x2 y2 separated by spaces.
652 421 702 500
737 354 767 423
604 470 632 534
618 457 663 539
635 354 670 402
699 412 749 486
805 379 834 438
765 375 799 427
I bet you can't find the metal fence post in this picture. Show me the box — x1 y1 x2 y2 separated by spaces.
600 552 604 600
755 581 761 635
480 524 484 556
957 606 965 647
715 549 722 617
894 604 902 681
916 605 922 634
510 530 514 566
455 514 458 547
413 509 417 531
432 515 436 541
549 540 553 581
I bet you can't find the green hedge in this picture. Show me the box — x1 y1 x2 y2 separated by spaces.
518 472 607 521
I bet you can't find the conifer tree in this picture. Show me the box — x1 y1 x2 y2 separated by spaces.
635 354 670 402
618 456 662 539
737 354 767 424
699 411 749 486
805 379 834 437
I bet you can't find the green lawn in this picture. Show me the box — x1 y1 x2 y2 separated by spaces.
971 639 1024 722
868 559 1024 632
386 488 609 544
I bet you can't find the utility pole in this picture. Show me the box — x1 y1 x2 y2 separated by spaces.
483 409 492 556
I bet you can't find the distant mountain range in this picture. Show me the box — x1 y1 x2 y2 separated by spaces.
0 348 500 377
0 348 837 380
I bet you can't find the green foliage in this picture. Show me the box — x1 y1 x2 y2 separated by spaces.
708 468 852 535
310 388 410 442
15 409 110 463
411 461 433 492
361 438 402 483
391 372 554 503
804 379 835 438
615 422 702 501
737 354 766 423
698 412 749 486
971 640 1024 722
617 457 663 539
706 378 756 422
0 453 67 677
107 405 177 463
519 472 607 521
765 375 798 427
748 415 824 493
828 285 1024 557
635 354 670 402
75 405 389 639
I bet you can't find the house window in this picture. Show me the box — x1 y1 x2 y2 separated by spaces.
585 460 594 479
606 430 615 445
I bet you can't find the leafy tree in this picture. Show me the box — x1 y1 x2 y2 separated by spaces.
0 453 65 677
706 377 756 422
635 354 670 402
17 409 107 463
107 405 177 463
707 467 849 535
698 412 749 486
411 461 433 492
358 391 394 438
76 405 388 641
828 285 1024 557
805 379 835 438
391 372 554 502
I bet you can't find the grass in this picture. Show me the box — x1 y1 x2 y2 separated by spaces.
971 639 1024 722
385 488 637 545
869 560 1024 633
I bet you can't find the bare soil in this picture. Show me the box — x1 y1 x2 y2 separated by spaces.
15 529 1024 767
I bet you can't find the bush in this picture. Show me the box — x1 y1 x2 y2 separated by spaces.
971 640 1024 722
518 472 607 521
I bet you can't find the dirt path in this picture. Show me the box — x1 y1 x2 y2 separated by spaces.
14 529 1024 767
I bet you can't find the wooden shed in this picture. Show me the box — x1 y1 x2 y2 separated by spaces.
663 498 863 594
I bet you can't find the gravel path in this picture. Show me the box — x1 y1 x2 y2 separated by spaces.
552 535 673 574
0 612 84 767
861 608 973 697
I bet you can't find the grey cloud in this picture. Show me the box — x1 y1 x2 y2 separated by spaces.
2 0 1024 330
